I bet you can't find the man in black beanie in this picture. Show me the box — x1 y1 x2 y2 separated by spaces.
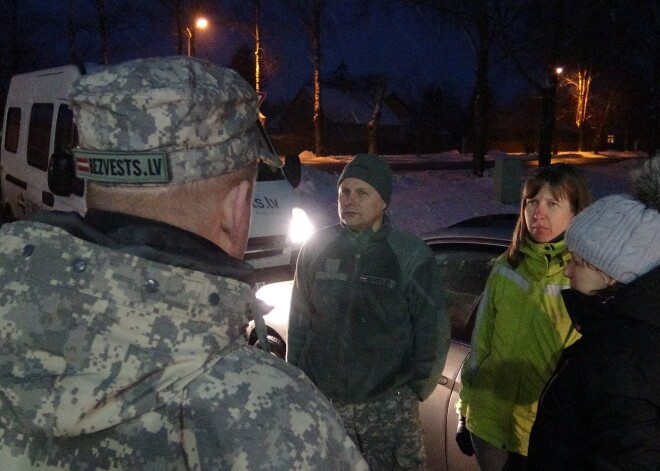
287 154 450 470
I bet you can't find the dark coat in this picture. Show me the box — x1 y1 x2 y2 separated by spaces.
527 265 660 470
287 218 450 403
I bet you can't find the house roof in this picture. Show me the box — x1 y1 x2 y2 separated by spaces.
302 85 403 126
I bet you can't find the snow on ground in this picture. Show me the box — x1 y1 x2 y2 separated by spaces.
294 150 649 236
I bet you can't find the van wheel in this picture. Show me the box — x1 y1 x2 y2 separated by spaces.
248 328 287 359
256 334 287 360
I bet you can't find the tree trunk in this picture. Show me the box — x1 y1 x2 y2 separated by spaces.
91 0 110 64
367 78 387 155
254 0 261 93
538 0 564 167
538 84 556 166
648 43 660 157
577 122 584 152
311 1 325 156
471 0 490 177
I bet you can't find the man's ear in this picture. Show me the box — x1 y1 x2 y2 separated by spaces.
221 179 253 258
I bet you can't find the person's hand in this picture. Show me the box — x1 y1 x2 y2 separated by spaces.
456 415 475 456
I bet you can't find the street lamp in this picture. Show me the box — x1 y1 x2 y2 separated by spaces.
186 16 208 57
538 66 564 166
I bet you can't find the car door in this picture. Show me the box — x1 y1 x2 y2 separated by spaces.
420 242 506 471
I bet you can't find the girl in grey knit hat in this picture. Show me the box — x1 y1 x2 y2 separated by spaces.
527 157 660 470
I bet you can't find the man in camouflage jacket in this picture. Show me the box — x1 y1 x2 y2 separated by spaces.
0 56 368 470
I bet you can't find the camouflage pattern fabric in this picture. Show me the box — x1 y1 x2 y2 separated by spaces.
70 56 281 186
335 387 425 471
0 220 369 470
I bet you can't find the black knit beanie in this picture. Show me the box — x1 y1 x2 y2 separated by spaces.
337 154 393 204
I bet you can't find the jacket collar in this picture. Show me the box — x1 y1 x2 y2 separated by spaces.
341 214 392 244
520 237 570 278
32 209 256 286
562 265 660 333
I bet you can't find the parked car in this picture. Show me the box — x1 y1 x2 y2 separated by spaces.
250 213 517 471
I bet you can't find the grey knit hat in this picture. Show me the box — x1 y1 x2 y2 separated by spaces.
337 154 393 204
70 56 280 185
565 157 660 283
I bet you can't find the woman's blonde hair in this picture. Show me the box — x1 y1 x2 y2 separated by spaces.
506 164 591 268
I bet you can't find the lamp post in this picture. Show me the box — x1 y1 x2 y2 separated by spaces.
186 17 208 57
538 66 563 166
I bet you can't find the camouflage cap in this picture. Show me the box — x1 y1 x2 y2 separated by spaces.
70 56 280 185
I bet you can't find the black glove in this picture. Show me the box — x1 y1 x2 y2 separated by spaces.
456 415 475 456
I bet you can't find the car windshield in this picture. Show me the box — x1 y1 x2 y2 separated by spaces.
432 244 502 343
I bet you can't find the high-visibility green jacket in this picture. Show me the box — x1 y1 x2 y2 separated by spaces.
457 238 580 456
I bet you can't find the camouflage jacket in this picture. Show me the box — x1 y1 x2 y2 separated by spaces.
0 211 368 471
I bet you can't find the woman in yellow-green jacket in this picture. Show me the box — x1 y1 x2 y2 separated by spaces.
455 164 591 471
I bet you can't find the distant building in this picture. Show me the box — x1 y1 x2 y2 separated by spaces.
274 85 407 155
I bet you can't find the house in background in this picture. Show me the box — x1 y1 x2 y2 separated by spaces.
272 85 407 155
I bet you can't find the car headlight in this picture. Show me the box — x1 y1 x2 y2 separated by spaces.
289 207 314 245
255 280 293 342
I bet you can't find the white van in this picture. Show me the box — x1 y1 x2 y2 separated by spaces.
0 64 312 285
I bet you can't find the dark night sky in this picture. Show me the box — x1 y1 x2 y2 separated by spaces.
24 1 527 107
195 3 507 106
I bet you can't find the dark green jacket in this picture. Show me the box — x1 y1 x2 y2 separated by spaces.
287 218 450 403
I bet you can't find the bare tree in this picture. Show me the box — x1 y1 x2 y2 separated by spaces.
0 0 32 76
499 0 634 164
367 76 387 154
402 0 526 176
561 68 592 151
88 0 111 64
254 0 262 93
75 0 156 64
278 0 331 156
156 0 214 56
66 0 84 65
500 0 569 166
619 0 660 156
589 89 621 152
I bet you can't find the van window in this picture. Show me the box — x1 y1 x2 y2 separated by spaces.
3 107 21 154
54 104 84 197
27 103 54 171
55 105 78 153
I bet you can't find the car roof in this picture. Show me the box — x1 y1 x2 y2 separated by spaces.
420 213 516 247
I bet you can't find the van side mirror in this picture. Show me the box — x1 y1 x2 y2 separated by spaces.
283 154 301 189
47 151 76 197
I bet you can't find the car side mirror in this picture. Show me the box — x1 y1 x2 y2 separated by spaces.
47 151 76 197
283 154 301 189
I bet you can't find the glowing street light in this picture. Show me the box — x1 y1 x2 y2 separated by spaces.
196 17 208 30
186 16 209 57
